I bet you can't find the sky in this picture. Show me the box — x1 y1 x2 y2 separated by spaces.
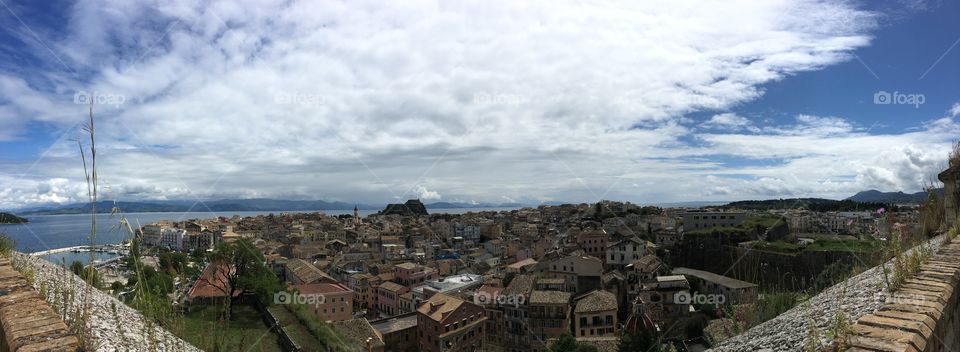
0 0 959 209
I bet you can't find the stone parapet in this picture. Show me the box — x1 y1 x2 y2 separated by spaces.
0 257 79 352
847 241 960 352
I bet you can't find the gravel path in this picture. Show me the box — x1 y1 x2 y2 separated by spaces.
12 252 201 352
707 235 947 352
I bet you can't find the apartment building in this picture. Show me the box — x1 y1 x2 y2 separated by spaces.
416 292 487 352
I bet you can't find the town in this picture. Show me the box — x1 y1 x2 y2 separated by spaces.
104 195 930 352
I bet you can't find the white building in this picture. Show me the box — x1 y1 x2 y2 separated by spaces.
160 228 186 250
605 237 654 270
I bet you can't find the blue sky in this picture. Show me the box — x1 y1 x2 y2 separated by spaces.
0 0 958 209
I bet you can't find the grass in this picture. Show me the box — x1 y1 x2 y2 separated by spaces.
182 304 284 352
751 238 879 254
284 303 357 351
266 305 323 351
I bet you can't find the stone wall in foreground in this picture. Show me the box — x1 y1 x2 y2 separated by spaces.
846 240 960 352
0 256 78 352
10 253 201 352
708 235 952 352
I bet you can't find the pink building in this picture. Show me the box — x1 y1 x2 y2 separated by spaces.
295 283 354 322
394 262 439 288
376 281 409 316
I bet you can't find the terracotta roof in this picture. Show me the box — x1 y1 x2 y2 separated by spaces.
417 292 472 323
295 283 352 296
378 281 405 293
285 258 335 284
188 262 239 299
574 290 618 313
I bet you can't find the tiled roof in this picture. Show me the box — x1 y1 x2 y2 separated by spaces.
529 290 571 305
630 255 662 273
295 283 351 296
378 281 405 293
285 258 334 284
501 274 536 297
574 290 618 313
417 292 467 323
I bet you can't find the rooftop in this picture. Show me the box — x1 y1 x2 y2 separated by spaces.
574 290 618 313
417 292 469 323
529 290 572 305
370 313 418 334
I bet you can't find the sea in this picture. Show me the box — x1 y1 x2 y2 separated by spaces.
0 208 516 264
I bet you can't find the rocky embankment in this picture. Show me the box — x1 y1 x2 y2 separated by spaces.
707 235 948 352
11 252 200 352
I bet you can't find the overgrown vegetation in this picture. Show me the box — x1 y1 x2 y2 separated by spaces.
0 232 13 257
548 333 599 352
722 199 900 212
284 302 355 351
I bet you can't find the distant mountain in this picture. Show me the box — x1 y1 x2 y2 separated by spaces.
846 189 942 204
424 202 528 209
18 199 380 215
0 212 28 223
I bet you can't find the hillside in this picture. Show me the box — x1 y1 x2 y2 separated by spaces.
845 189 942 203
721 198 897 212
0 212 28 223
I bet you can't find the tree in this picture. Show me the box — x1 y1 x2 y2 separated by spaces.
548 334 598 352
201 238 282 318
502 272 516 287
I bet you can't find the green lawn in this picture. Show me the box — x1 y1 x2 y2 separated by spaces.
182 304 284 352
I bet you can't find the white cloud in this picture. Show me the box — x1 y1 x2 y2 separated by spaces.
412 185 441 201
700 113 757 132
3 0 952 208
